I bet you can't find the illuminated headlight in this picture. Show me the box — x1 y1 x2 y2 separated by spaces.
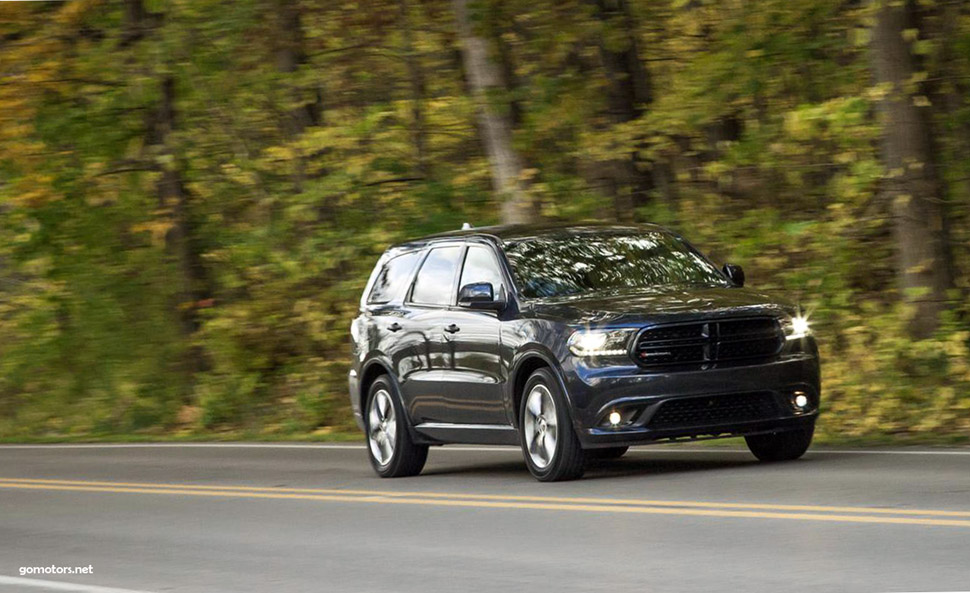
782 314 811 340
567 329 634 357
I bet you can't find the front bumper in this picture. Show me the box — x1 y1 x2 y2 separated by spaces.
582 409 818 448
563 350 821 448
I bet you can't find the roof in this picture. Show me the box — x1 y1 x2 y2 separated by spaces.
391 222 673 249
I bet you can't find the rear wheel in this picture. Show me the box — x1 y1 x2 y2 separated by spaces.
519 368 585 482
586 446 629 460
745 425 814 462
366 376 428 477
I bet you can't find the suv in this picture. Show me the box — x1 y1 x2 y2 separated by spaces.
349 224 820 481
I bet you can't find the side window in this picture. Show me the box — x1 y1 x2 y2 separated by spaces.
367 251 421 304
410 246 463 306
458 245 505 295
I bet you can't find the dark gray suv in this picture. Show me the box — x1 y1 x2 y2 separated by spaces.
349 224 820 481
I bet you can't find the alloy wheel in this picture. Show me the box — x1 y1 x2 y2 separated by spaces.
368 389 397 466
523 384 558 469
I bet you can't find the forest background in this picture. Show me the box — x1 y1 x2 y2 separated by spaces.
1 0 968 443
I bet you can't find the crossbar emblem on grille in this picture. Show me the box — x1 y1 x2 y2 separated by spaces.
634 317 782 367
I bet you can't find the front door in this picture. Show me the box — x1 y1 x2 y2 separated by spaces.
437 244 507 425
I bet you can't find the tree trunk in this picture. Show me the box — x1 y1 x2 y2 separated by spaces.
121 0 147 45
591 0 656 220
594 0 651 122
123 2 210 349
274 0 321 131
871 0 952 338
150 76 210 341
399 0 430 179
923 0 962 296
273 0 322 192
486 1 525 128
452 0 534 225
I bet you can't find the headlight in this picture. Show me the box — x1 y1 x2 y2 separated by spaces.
782 314 811 340
567 329 635 357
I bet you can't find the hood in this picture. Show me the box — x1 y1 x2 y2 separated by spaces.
527 287 794 326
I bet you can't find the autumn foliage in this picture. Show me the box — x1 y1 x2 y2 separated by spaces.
0 0 967 441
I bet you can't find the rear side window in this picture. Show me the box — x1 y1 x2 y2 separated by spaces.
410 246 463 306
367 251 421 304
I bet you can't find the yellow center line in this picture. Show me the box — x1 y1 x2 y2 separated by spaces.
1 476 968 518
0 479 969 528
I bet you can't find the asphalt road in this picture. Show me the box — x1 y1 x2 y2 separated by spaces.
1 443 968 593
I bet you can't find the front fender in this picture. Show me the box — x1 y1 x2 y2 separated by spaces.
508 344 580 433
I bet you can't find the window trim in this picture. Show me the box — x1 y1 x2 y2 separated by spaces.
405 242 467 309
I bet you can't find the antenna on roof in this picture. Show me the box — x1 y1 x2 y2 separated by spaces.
461 222 473 230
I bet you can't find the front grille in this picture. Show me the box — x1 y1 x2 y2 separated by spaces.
633 317 782 368
647 392 779 429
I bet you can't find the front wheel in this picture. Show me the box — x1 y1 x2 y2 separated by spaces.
519 368 585 482
365 376 428 478
745 425 814 462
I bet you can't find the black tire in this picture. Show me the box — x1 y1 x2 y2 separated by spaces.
365 375 428 478
586 446 629 460
519 368 585 482
745 425 814 462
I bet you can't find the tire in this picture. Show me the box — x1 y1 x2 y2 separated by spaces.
519 368 585 482
365 375 428 478
745 425 814 462
586 446 629 460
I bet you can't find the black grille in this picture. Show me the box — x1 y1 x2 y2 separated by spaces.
647 392 779 429
633 317 782 367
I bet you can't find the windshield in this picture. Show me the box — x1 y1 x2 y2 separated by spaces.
503 231 730 299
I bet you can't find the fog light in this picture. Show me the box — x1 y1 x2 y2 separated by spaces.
608 411 621 426
792 392 809 410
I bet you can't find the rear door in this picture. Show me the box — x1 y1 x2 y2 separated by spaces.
398 244 464 424
363 249 424 395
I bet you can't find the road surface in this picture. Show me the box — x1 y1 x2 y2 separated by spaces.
1 443 968 593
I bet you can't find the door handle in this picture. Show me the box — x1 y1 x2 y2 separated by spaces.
444 323 460 334
388 322 403 332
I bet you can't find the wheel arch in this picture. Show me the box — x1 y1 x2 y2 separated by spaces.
509 349 575 430
359 359 394 410
359 358 426 443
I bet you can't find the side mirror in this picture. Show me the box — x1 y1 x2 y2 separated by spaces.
458 282 505 310
722 263 745 287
